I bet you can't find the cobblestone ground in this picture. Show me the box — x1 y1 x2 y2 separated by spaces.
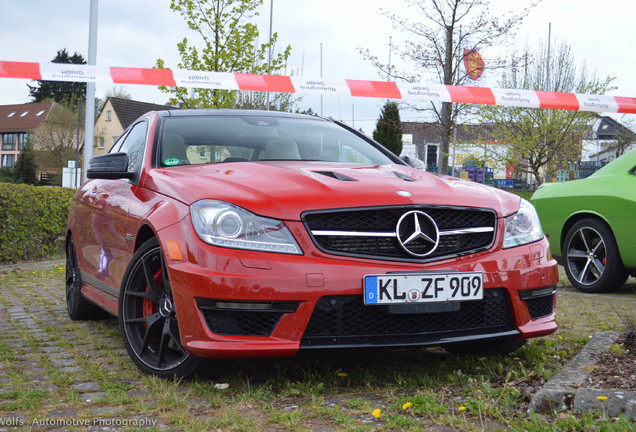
0 261 178 431
0 261 634 431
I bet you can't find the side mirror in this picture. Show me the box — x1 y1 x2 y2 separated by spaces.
87 153 134 179
400 155 425 170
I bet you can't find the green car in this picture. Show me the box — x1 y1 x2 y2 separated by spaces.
531 148 636 293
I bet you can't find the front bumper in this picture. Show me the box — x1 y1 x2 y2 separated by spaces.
159 220 558 358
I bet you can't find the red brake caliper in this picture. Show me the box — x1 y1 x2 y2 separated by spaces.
142 269 162 323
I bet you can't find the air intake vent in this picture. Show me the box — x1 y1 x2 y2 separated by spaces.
313 171 358 181
390 171 417 182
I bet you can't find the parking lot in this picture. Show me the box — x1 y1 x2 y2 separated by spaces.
0 260 634 431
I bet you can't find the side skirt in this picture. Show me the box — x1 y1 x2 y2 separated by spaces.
81 271 119 316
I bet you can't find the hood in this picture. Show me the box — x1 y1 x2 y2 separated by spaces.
142 161 520 220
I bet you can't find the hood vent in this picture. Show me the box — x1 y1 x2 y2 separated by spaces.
390 171 417 182
313 171 358 182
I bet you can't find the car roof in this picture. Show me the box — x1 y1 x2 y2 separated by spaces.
156 109 327 121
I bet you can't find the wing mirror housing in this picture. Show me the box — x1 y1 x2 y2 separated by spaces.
400 155 426 170
87 153 135 179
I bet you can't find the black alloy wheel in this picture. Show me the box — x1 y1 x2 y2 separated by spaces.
66 235 104 320
563 218 628 293
119 238 201 378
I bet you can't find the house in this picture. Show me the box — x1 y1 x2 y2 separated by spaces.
0 102 62 169
93 97 173 156
401 122 525 184
581 115 636 163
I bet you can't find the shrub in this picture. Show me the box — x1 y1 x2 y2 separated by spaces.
0 182 75 263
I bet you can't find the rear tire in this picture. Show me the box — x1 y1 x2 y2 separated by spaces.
66 235 106 320
563 218 628 293
119 238 202 378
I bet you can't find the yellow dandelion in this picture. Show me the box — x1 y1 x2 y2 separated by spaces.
478 357 486 361
402 402 413 410
372 409 381 419
337 372 347 377
459 406 466 412
597 396 608 401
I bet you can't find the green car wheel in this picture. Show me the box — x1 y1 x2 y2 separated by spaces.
563 218 628 293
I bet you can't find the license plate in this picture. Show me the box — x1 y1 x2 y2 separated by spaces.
364 272 483 305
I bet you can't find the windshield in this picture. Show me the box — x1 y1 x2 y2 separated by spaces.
159 115 397 167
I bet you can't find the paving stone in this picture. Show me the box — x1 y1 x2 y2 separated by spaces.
14 360 41 368
80 392 107 403
50 358 76 367
72 382 101 392
58 365 83 373
44 351 72 359
27 375 52 384
101 363 121 371
40 346 64 353
87 406 124 415
47 408 78 417
126 389 151 399
22 367 48 375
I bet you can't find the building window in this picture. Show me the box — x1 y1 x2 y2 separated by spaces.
113 136 119 145
18 133 28 150
98 137 104 149
106 110 112 121
6 112 16 118
36 110 46 116
20 111 29 117
1 154 16 167
2 133 16 151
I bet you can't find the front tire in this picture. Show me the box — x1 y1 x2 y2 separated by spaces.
563 218 627 293
119 238 201 378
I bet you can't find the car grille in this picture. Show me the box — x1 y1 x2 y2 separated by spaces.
301 289 514 348
524 293 555 319
303 206 496 262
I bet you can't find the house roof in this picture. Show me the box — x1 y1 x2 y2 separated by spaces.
596 116 636 141
108 97 173 129
0 102 58 133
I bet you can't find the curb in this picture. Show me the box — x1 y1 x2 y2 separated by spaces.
529 331 636 420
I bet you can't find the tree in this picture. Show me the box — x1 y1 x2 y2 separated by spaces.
361 0 535 173
28 49 87 108
31 105 82 185
156 0 294 110
97 86 133 115
373 101 403 155
478 41 615 185
13 141 38 185
611 116 636 159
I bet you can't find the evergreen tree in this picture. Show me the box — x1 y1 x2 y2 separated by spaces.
373 101 403 156
28 49 87 108
14 141 38 185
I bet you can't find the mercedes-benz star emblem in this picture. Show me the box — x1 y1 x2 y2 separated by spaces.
396 210 440 257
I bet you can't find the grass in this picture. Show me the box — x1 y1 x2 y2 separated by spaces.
0 262 634 430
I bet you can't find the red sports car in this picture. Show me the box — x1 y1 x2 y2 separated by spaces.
66 109 558 377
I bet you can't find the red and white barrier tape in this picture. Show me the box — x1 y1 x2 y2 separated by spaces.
1 61 635 113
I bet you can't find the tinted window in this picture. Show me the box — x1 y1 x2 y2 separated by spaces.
159 115 396 167
117 122 148 172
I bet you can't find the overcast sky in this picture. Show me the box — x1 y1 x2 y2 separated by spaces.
0 0 634 133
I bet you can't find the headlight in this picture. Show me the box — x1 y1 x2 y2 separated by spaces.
190 200 302 254
502 198 543 248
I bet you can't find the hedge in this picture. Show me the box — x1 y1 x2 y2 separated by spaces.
0 182 75 263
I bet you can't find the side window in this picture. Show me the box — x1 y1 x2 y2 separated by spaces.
118 122 148 172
